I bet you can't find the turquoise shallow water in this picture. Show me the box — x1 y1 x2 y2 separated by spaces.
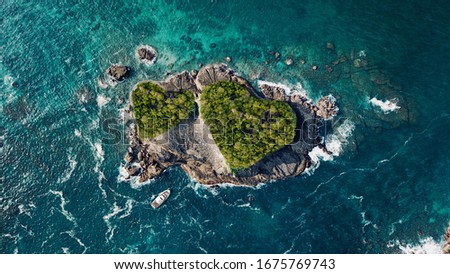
1 0 450 253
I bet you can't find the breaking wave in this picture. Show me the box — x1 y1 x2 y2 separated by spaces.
389 237 444 254
306 119 355 174
96 94 111 109
257 80 310 98
369 97 400 113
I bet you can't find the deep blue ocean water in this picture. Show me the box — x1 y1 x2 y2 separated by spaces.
1 0 450 253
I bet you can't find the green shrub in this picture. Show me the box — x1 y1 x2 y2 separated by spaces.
201 81 296 169
132 82 195 138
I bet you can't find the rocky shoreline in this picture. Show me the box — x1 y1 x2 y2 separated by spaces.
443 226 450 254
123 64 337 186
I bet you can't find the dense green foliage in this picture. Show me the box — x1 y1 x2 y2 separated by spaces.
132 82 195 138
201 81 296 169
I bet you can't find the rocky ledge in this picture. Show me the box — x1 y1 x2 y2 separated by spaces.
123 64 337 186
443 226 450 254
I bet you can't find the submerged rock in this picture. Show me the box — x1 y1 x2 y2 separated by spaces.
326 42 335 51
106 65 131 81
353 58 368 68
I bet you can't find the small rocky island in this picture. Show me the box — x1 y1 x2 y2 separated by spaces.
135 45 157 65
123 64 337 186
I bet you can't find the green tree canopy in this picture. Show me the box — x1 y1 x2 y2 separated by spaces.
132 82 195 139
201 81 296 169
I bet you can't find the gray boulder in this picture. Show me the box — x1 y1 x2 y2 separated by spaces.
106 65 131 81
136 45 157 65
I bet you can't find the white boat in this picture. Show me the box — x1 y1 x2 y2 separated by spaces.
151 189 171 209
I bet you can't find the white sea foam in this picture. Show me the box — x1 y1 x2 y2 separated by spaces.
119 199 134 219
96 94 111 109
64 230 88 253
118 107 126 121
185 179 214 198
74 129 81 137
348 195 364 203
79 94 88 103
18 204 25 214
388 219 404 236
325 119 355 156
306 120 355 174
4 75 14 86
198 245 208 254
103 203 122 221
305 147 332 175
103 200 134 240
49 190 77 226
3 75 18 104
103 203 121 241
88 141 107 198
120 164 154 189
117 164 130 182
97 77 109 89
18 204 33 217
94 142 104 159
360 211 373 230
369 97 401 113
214 182 257 189
257 80 309 98
58 153 77 184
394 237 444 254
